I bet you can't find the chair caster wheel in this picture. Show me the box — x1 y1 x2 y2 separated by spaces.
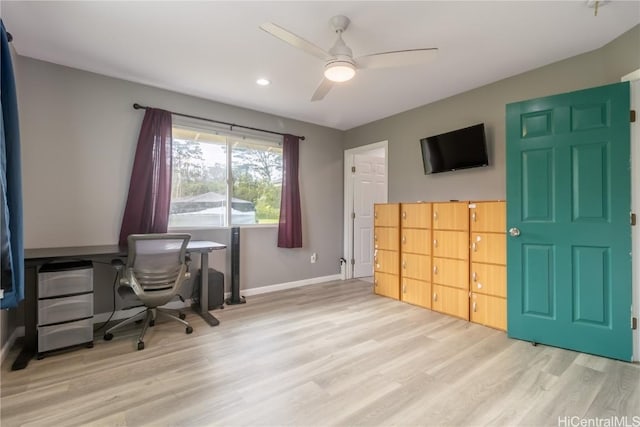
179 312 186 320
137 342 145 351
186 326 193 334
149 320 155 327
104 333 113 341
87 342 94 348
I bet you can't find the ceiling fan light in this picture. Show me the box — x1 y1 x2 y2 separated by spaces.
324 61 356 82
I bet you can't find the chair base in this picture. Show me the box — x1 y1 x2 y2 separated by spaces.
104 307 192 350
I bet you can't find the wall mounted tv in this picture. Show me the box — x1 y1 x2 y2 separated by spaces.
420 123 489 174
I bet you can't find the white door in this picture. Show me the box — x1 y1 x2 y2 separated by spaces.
352 154 386 278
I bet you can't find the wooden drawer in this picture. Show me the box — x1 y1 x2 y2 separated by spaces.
401 228 431 255
374 249 399 275
374 272 399 300
470 263 506 298
401 277 431 309
401 203 431 229
470 201 506 233
401 253 431 281
432 257 468 290
374 203 399 227
433 230 469 260
374 227 399 251
432 202 469 231
470 293 506 331
470 233 506 264
432 284 469 320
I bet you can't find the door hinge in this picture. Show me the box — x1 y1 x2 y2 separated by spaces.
631 110 636 123
632 317 638 330
351 258 355 266
351 212 356 219
631 213 637 226
351 166 356 173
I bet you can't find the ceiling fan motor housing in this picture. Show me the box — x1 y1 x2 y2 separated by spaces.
325 16 356 83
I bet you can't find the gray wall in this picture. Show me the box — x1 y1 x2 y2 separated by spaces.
344 25 640 203
15 57 344 315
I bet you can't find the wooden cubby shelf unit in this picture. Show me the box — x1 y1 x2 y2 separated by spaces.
372 200 507 331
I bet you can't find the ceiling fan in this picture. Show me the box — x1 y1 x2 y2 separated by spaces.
260 15 438 101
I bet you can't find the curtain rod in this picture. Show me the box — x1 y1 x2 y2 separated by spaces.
133 103 305 141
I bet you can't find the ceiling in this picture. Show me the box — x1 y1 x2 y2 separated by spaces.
3 1 640 130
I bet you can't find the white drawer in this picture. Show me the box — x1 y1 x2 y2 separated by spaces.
38 263 93 298
38 318 93 353
38 293 93 326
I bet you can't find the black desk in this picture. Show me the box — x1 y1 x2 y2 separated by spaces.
13 241 226 370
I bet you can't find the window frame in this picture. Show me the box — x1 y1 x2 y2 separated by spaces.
169 118 283 230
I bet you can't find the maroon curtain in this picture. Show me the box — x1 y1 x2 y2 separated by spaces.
278 134 302 248
118 108 172 246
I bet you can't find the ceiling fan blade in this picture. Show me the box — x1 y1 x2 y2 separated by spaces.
260 22 331 61
356 48 438 70
311 78 334 102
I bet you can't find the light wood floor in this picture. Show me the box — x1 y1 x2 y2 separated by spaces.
1 279 639 427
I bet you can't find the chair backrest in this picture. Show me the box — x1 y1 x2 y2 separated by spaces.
124 233 191 306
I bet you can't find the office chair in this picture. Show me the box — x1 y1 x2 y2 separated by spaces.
104 233 193 350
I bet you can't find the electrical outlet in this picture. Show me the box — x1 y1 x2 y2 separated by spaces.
310 253 317 263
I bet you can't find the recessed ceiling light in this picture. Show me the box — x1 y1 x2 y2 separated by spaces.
256 78 271 86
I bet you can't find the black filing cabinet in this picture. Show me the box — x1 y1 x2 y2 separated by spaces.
37 261 94 358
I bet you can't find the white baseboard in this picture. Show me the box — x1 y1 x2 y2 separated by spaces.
238 274 342 297
1 326 25 366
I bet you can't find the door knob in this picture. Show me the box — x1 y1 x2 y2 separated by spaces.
509 227 521 237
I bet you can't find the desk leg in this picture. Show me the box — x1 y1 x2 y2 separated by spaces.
191 251 220 326
12 267 37 370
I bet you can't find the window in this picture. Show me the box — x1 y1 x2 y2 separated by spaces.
169 124 282 228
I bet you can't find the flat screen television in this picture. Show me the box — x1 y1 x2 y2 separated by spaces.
420 123 488 174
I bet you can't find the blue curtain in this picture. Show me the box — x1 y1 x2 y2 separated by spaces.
1 20 24 309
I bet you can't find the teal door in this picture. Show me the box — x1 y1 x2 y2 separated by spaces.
506 82 632 361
